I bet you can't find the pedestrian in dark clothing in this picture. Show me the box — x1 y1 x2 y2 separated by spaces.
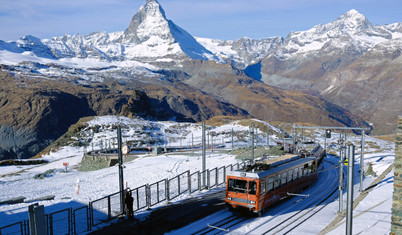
125 189 134 219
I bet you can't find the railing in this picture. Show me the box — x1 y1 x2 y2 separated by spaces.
0 161 245 235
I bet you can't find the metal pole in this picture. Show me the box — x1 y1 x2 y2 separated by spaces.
266 127 269 147
292 126 296 153
255 128 258 147
282 125 285 150
359 130 365 192
251 123 255 165
338 143 344 213
117 127 125 214
202 122 206 188
301 128 304 142
207 130 210 150
211 135 214 152
231 128 234 150
346 144 355 235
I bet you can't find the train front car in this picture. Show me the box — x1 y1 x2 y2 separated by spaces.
225 155 319 216
225 171 261 214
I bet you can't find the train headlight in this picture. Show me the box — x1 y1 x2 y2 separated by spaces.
227 197 232 200
250 201 255 204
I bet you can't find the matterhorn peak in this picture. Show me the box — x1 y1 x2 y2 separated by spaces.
119 0 216 61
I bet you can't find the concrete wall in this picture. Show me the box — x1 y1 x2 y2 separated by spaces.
79 154 119 172
391 116 402 234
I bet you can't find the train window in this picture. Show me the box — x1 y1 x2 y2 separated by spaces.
293 168 298 180
267 178 274 192
249 181 257 195
274 175 280 189
298 167 303 178
287 170 293 182
308 162 312 174
260 180 266 195
227 179 247 193
281 172 287 186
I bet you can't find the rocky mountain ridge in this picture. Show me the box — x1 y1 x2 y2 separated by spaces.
0 0 397 160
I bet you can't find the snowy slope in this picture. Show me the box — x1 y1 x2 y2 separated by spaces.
0 116 282 227
0 116 395 235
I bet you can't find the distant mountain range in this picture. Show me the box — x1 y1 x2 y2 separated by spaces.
1 0 400 159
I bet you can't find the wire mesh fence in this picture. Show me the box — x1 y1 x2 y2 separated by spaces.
0 220 28 235
48 208 71 235
132 185 147 212
149 179 167 207
73 206 90 235
0 161 245 235
189 171 200 193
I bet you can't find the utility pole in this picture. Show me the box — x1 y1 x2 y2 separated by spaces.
359 130 365 192
338 136 345 213
346 144 355 235
266 126 269 147
251 123 255 165
117 126 125 214
202 122 206 188
231 128 234 150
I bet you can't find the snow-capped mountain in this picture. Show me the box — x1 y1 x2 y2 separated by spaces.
196 37 283 67
0 0 217 63
273 9 402 60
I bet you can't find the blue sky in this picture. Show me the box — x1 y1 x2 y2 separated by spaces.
0 0 401 41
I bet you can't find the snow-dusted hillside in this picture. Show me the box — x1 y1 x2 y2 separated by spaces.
0 116 395 234
0 116 282 226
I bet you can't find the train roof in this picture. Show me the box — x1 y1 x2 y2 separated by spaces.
227 156 316 179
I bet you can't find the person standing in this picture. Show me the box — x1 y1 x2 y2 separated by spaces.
125 188 134 219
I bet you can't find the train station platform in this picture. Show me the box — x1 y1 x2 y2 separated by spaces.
90 190 226 234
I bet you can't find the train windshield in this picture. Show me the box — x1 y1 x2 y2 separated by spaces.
227 179 257 195
228 179 247 193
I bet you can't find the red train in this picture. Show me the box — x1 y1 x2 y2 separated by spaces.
225 144 325 215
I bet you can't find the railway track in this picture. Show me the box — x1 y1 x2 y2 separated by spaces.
188 158 343 235
251 159 344 234
191 214 248 235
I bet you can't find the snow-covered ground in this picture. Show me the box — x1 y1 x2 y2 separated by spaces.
0 116 396 234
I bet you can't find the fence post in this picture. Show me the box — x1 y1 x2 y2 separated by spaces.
49 214 53 235
69 208 72 235
73 209 76 235
207 170 210 189
107 195 111 220
215 167 218 188
147 184 151 210
87 206 91 232
89 202 93 228
198 172 201 192
166 179 170 202
157 181 160 203
187 171 191 195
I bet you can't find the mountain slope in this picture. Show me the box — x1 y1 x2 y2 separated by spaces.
254 10 402 134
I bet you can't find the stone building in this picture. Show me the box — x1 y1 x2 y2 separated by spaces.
391 116 402 234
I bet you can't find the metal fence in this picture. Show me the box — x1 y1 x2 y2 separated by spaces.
0 161 245 235
47 208 71 235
